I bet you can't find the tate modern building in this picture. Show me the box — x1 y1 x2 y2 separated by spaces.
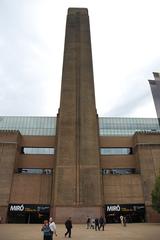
0 8 160 223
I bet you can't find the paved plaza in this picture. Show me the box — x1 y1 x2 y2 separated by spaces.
0 223 160 240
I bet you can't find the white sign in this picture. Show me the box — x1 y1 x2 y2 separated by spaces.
107 205 121 212
10 204 24 212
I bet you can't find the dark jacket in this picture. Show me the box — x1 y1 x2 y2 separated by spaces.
65 219 72 229
95 218 99 226
99 217 105 224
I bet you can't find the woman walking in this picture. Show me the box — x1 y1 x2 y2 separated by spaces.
41 220 52 240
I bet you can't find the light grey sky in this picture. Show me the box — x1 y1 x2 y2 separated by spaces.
0 0 159 117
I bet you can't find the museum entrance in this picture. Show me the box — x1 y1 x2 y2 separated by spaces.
105 204 145 223
7 204 50 223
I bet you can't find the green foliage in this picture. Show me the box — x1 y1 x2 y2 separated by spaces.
152 175 160 213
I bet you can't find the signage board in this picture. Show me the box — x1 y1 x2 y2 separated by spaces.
8 204 50 212
10 204 24 212
105 204 145 212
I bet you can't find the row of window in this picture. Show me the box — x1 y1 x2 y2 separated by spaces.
0 116 56 136
101 168 138 175
16 168 138 175
100 148 132 155
99 117 160 136
0 116 159 137
21 148 55 155
16 168 52 175
20 147 132 156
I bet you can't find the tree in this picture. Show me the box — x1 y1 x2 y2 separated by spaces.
152 175 160 213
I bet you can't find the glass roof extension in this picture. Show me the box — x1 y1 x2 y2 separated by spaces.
99 117 160 136
0 116 56 136
0 116 159 136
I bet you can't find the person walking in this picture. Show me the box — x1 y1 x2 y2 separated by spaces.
49 217 57 239
120 215 124 226
65 217 72 238
99 216 105 231
86 216 91 229
95 217 100 231
123 216 127 227
90 217 95 229
41 220 52 240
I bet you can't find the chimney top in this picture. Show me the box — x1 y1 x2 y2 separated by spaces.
68 8 88 15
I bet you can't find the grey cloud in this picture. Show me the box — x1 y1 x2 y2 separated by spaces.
0 1 54 116
105 59 160 117
1 1 160 118
107 91 150 117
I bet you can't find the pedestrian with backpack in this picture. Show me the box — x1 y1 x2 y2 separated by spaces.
41 220 52 240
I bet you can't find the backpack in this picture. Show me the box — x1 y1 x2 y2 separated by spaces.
42 225 52 236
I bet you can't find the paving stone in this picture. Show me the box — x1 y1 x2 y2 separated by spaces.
0 223 160 240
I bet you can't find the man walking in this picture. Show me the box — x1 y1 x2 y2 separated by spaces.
99 216 105 231
65 217 72 238
95 217 100 231
86 216 91 229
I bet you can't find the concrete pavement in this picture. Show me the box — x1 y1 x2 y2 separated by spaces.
0 223 160 240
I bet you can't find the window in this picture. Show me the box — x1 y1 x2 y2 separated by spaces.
0 116 56 136
21 147 55 155
99 117 160 136
101 168 137 175
17 168 52 175
100 148 132 155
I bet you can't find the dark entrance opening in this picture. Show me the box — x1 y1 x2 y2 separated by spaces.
105 204 145 223
8 204 50 223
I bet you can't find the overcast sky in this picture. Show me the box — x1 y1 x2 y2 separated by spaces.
0 0 160 117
